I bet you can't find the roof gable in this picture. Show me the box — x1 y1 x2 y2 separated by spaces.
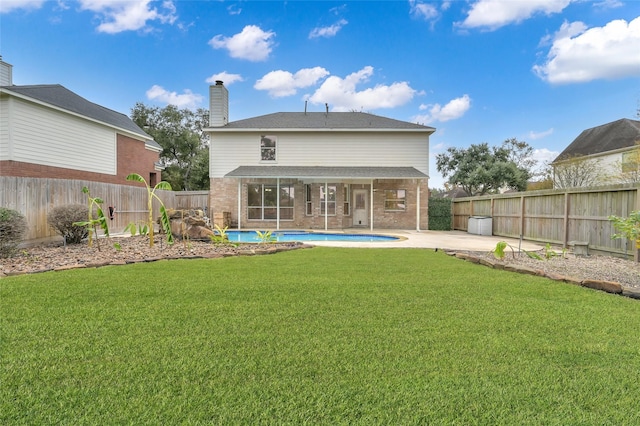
1 84 154 142
555 118 640 161
217 112 435 131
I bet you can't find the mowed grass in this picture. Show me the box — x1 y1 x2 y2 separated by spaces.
2 247 640 424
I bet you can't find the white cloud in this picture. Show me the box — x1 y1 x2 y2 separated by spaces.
227 4 241 15
205 72 244 85
533 148 560 163
255 67 330 97
409 0 439 21
309 19 348 39
209 25 275 62
413 95 471 124
528 128 554 140
457 0 572 31
146 85 203 109
532 147 560 174
78 0 177 34
594 0 624 9
0 0 45 13
307 66 416 111
533 17 640 84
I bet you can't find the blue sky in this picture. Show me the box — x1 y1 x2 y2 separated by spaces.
2 0 639 189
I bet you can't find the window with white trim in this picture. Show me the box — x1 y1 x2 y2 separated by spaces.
320 185 336 215
384 189 406 211
305 184 313 215
343 185 350 216
260 135 277 161
248 183 294 220
622 151 640 173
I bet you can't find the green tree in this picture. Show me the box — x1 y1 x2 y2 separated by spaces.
131 103 210 191
435 140 532 196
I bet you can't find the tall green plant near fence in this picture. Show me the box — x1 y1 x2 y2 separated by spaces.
428 198 452 230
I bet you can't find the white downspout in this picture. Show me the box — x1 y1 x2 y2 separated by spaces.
370 179 374 231
276 177 280 230
237 179 242 230
324 181 328 230
416 181 421 231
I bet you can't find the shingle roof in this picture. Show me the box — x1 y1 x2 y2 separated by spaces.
218 112 435 131
225 166 428 179
554 118 640 162
1 84 159 148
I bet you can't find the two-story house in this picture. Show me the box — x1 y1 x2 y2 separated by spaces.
205 81 434 231
0 57 163 187
552 118 640 187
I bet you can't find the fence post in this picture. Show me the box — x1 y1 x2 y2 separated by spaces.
519 195 525 241
631 186 640 262
563 191 569 248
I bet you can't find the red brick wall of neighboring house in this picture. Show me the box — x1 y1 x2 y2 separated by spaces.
0 134 161 187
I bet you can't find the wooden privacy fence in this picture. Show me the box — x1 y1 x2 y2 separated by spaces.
452 184 640 258
0 177 210 242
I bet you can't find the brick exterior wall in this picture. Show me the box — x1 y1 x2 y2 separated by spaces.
0 134 161 187
209 177 429 230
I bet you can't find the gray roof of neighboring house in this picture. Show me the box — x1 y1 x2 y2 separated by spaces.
554 118 640 162
225 166 428 179
217 112 435 131
1 84 161 149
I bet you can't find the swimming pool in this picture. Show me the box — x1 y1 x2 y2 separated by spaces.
225 230 400 243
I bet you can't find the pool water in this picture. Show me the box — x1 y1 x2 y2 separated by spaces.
225 230 399 243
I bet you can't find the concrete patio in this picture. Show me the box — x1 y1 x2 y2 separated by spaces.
309 229 544 252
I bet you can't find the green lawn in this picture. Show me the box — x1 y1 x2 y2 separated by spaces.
2 247 640 424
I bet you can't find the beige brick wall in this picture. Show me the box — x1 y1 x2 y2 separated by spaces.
209 177 429 229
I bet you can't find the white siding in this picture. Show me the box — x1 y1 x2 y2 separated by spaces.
0 97 9 160
209 84 229 127
210 131 430 177
5 97 117 174
0 60 12 86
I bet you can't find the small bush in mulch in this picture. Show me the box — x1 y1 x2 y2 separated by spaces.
47 204 89 244
0 207 27 258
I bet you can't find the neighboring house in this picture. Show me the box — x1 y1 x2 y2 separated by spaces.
552 118 640 187
0 57 163 187
205 81 434 231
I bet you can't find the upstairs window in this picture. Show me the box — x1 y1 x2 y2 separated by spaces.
622 150 640 173
261 135 277 161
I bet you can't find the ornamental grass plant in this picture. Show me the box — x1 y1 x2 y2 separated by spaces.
2 248 640 424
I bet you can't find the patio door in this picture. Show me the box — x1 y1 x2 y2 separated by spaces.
353 189 368 226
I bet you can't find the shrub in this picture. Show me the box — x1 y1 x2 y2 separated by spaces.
0 207 27 258
47 204 89 244
428 197 452 230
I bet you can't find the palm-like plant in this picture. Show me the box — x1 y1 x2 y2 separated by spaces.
126 173 173 247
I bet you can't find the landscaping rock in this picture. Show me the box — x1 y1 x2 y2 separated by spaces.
504 264 541 276
622 287 640 299
164 209 215 241
581 279 623 294
479 258 498 268
544 272 567 282
455 253 480 263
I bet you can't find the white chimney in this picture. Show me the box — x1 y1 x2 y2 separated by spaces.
0 56 13 86
209 80 228 127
